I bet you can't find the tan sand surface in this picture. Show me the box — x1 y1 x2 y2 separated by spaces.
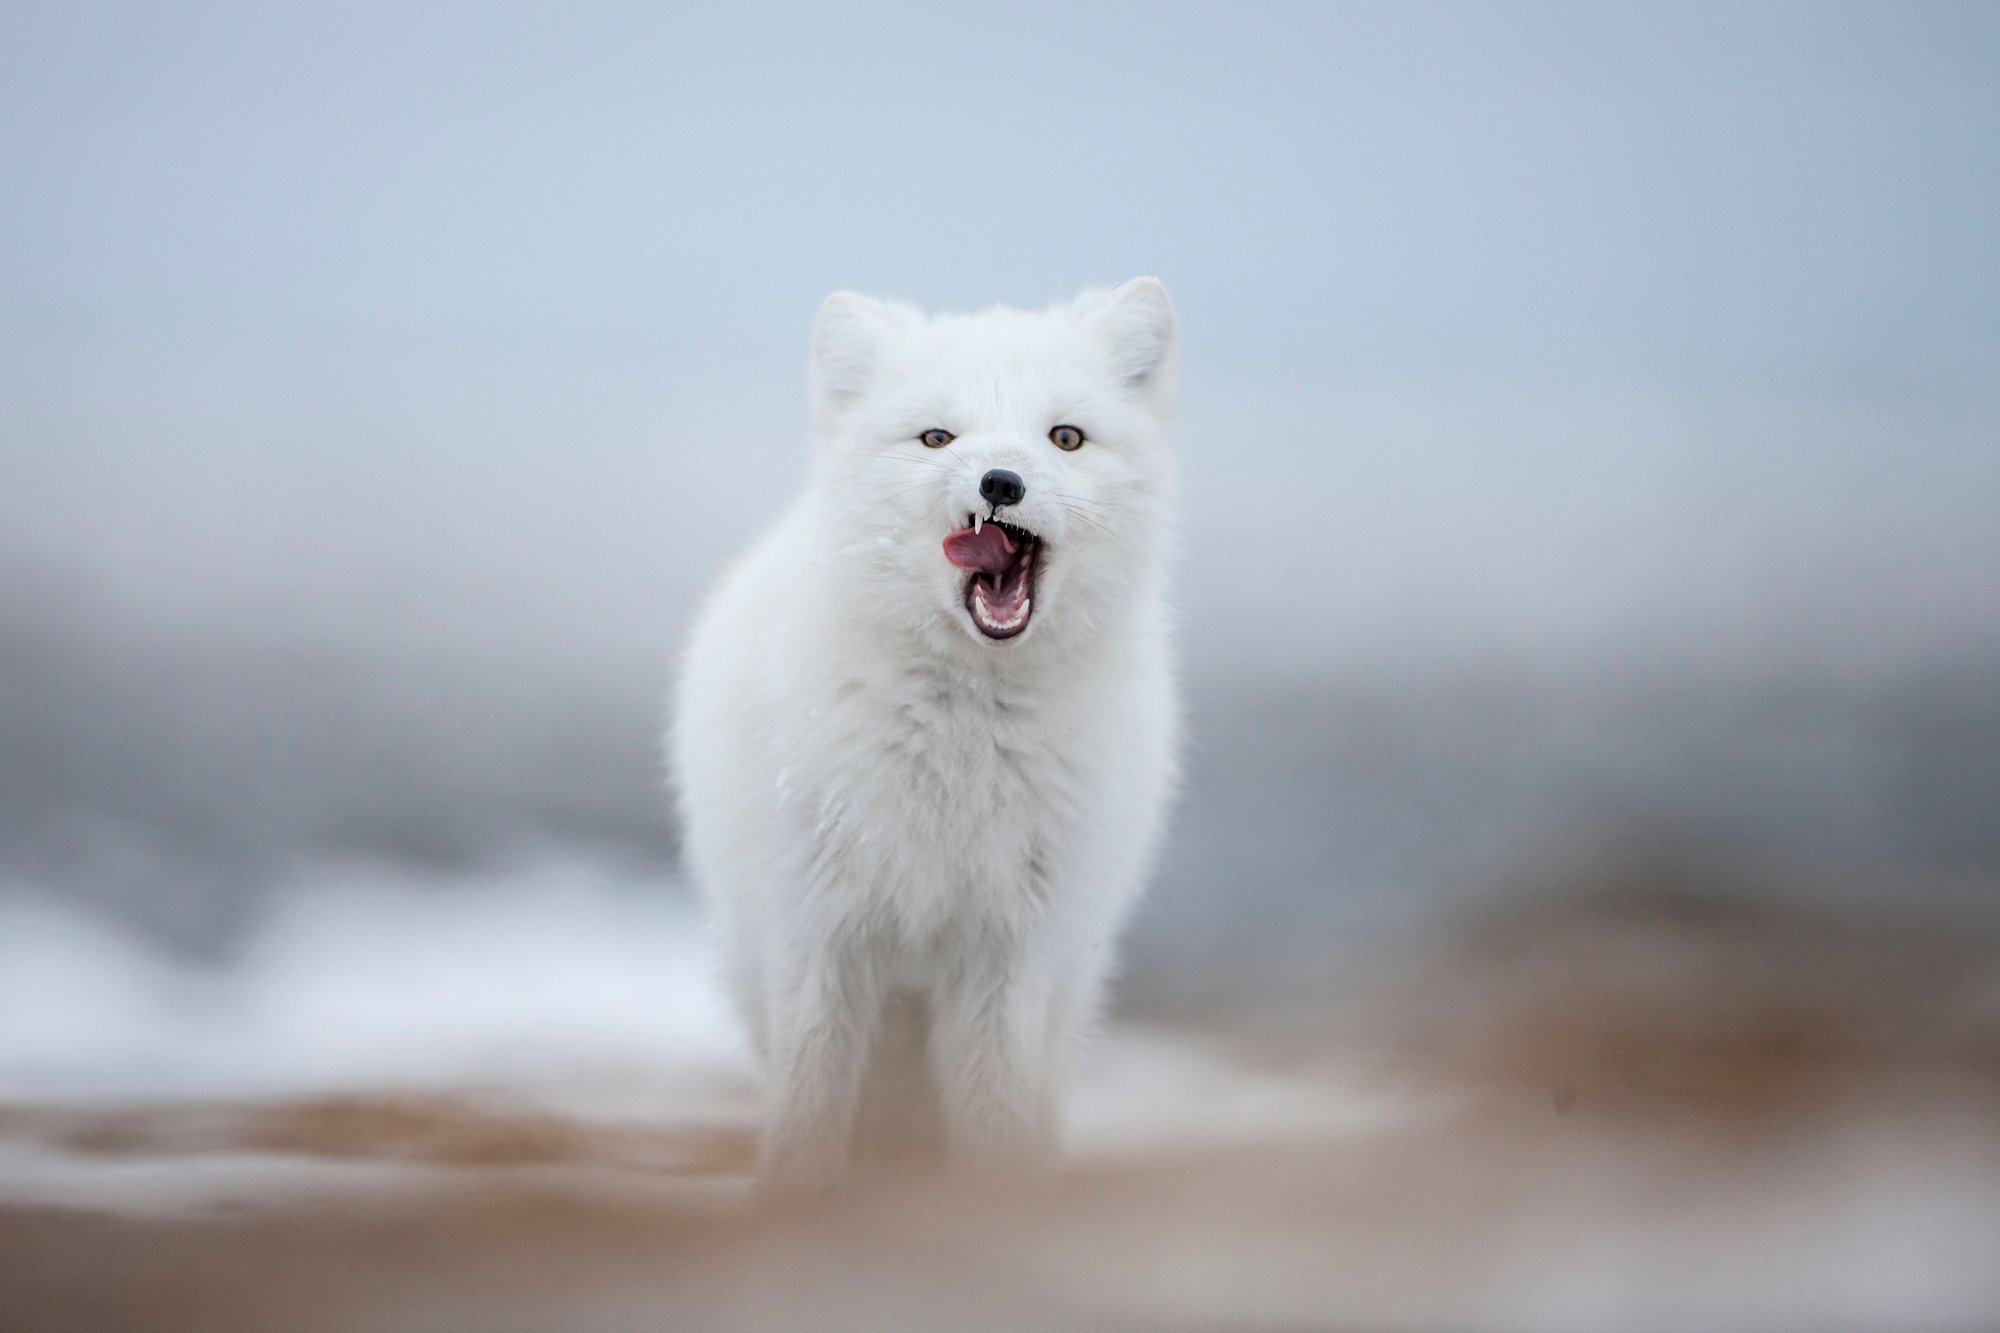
5 893 1997 1333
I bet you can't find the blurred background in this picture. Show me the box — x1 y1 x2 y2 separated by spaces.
3 4 1998 1330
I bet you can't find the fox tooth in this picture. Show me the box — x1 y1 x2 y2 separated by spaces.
974 513 982 535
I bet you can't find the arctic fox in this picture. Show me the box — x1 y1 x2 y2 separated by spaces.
672 279 1180 1195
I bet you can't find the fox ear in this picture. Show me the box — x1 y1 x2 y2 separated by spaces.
811 292 911 437
1076 277 1177 402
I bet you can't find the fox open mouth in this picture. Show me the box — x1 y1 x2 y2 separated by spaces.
942 513 1041 640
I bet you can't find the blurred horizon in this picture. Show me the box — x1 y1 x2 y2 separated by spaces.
4 1 1998 974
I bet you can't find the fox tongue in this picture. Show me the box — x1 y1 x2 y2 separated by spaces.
942 523 1016 578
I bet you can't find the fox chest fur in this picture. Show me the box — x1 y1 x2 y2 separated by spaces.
765 644 1160 954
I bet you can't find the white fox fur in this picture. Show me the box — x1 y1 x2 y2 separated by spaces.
671 278 1181 1195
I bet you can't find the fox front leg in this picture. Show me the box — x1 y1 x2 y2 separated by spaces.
929 944 1063 1172
755 931 885 1200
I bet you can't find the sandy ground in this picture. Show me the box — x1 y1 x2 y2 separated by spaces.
4 891 1999 1333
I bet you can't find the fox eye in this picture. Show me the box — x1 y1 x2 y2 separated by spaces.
1049 424 1086 451
918 428 955 449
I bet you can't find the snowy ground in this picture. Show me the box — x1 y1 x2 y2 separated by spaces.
3 856 1997 1332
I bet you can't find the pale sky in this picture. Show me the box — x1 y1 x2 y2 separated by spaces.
4 2 1996 681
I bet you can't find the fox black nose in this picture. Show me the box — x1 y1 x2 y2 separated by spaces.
979 468 1026 509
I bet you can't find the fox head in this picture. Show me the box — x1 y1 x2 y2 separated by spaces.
806 278 1178 656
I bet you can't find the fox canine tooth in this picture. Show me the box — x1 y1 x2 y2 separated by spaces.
974 513 982 535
